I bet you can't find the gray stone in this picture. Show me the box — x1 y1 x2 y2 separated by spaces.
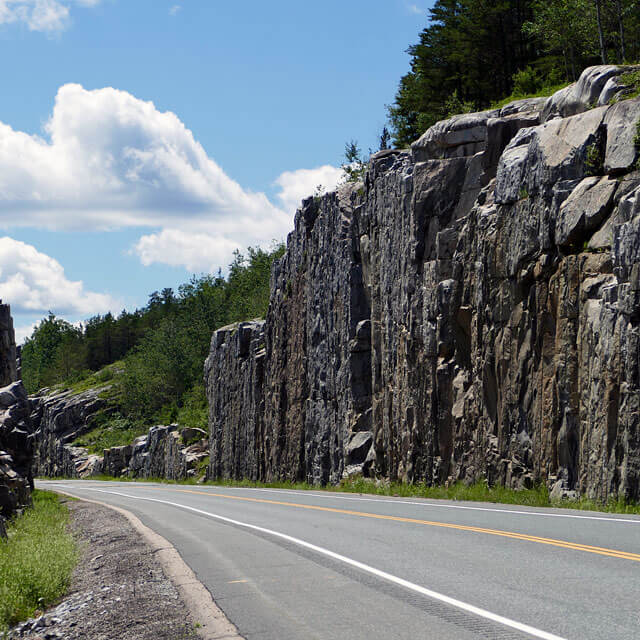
204 68 640 503
603 96 640 173
542 65 622 121
411 109 499 162
0 303 33 520
555 176 617 247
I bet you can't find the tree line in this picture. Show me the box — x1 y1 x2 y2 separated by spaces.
21 244 284 428
389 0 640 147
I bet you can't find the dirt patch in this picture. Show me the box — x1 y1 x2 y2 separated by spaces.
10 499 199 640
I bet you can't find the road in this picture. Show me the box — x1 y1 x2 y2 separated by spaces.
39 480 640 640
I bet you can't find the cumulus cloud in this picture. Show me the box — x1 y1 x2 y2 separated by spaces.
0 236 117 316
0 0 99 32
274 165 344 215
0 83 345 272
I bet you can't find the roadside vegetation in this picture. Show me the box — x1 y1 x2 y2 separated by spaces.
87 475 640 516
0 491 77 634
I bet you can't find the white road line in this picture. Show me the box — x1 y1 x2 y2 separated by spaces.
79 486 567 640
208 486 640 524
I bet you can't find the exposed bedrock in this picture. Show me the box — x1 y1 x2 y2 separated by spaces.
31 387 107 478
31 388 208 480
0 302 33 533
205 67 640 502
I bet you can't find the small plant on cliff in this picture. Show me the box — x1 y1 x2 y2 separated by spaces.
341 140 367 183
518 184 530 200
585 140 604 176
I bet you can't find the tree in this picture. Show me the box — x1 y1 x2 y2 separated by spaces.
341 140 367 183
389 0 537 147
379 126 391 151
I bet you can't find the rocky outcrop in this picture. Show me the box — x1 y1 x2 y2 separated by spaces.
0 302 33 532
30 384 209 480
205 66 640 502
102 425 208 480
31 387 107 478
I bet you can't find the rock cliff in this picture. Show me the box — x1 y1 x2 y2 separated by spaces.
0 302 33 534
205 66 640 502
30 384 208 481
31 387 107 478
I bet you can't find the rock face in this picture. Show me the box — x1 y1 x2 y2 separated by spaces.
104 424 208 480
31 387 107 478
30 385 209 481
205 66 640 502
0 302 33 532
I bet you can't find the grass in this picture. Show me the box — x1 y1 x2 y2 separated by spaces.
85 474 640 515
52 361 124 396
73 414 149 454
618 68 640 101
490 82 571 110
0 490 78 634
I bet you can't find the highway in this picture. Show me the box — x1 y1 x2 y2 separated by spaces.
39 480 640 640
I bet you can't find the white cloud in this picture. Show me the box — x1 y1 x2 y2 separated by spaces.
134 229 240 273
0 0 100 32
169 4 181 16
274 165 344 215
0 236 117 316
14 322 37 344
0 83 349 272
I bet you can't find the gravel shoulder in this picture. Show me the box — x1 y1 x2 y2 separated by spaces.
10 498 201 640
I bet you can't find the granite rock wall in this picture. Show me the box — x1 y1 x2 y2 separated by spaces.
205 66 640 501
0 302 33 533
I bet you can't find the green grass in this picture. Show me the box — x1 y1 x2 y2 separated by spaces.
73 414 149 455
88 474 640 515
490 82 571 110
52 361 124 396
0 491 78 634
618 69 640 101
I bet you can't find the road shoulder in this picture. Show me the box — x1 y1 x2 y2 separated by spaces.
10 495 242 640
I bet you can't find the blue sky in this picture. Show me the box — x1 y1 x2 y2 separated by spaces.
0 0 432 340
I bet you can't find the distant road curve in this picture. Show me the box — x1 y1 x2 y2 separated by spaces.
40 480 640 640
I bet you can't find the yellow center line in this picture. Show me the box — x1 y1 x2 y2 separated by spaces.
142 486 640 563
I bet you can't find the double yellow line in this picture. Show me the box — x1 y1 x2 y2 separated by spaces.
151 487 640 563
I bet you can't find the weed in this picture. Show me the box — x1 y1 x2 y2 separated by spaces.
89 475 640 515
518 185 529 200
0 491 77 633
585 141 604 176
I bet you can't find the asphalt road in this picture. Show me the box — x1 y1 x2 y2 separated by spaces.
39 480 640 640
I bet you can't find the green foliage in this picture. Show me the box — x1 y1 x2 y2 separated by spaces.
21 315 84 394
444 90 476 118
635 117 640 147
518 185 530 200
389 1 640 146
73 413 148 454
0 491 77 632
341 140 367 183
118 245 283 424
23 244 284 433
389 1 539 147
619 68 640 100
585 140 605 176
